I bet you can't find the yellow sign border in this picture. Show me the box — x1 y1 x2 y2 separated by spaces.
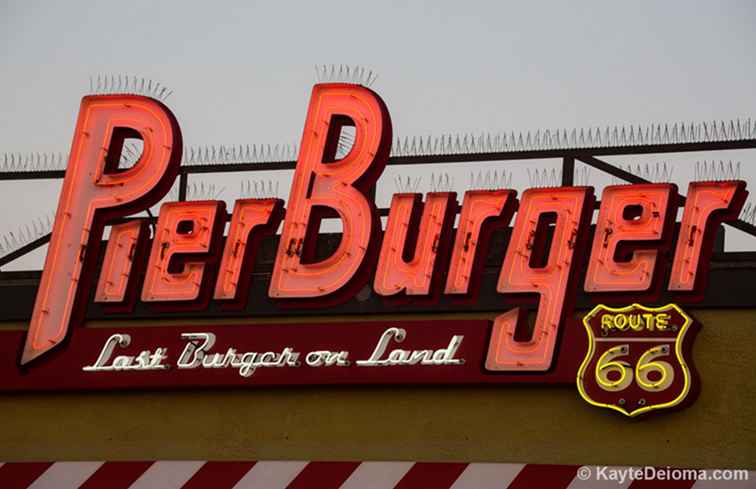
576 303 693 417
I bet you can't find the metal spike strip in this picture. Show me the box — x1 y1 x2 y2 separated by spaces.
429 172 454 192
0 141 300 173
239 179 280 199
0 151 68 173
574 166 591 186
390 119 756 157
314 64 378 87
611 162 674 184
88 74 173 101
740 201 756 226
336 129 355 160
0 215 53 257
181 143 299 166
527 167 562 188
526 166 591 188
164 182 225 202
119 142 143 168
4 118 755 175
393 175 422 193
468 169 513 190
694 160 742 181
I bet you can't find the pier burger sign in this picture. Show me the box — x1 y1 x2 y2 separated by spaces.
0 83 747 418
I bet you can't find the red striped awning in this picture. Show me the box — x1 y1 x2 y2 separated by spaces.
0 461 752 488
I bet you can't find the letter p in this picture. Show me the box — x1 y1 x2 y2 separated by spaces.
22 95 181 365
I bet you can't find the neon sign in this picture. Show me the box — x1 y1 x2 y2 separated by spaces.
577 303 696 417
5 83 749 417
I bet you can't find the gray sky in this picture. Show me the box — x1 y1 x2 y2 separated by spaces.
1 0 755 268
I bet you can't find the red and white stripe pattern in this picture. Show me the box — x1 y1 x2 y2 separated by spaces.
0 461 753 488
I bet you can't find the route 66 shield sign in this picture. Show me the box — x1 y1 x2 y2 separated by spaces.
576 303 699 417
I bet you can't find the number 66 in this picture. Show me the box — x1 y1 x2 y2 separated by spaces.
596 344 674 392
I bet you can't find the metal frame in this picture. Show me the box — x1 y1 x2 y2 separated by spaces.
2 134 755 269
0 133 754 320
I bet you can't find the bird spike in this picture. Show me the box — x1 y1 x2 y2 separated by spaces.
694 160 741 181
393 174 422 193
739 201 756 226
0 151 68 172
527 167 561 188
429 172 454 193
6 117 755 175
86 74 173 101
389 118 756 157
611 161 674 184
0 213 55 258
118 141 143 168
335 127 356 160
468 169 513 190
165 181 225 202
239 178 280 199
180 142 299 166
565 166 593 186
740 201 756 225
314 64 378 87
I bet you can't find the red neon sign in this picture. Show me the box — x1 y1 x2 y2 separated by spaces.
487 186 593 371
95 220 146 304
584 184 676 295
11 84 747 419
374 192 456 296
668 181 746 297
142 200 225 303
268 84 391 301
214 198 284 303
444 189 516 296
22 95 181 365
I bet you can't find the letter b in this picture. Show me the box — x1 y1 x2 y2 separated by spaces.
269 84 392 300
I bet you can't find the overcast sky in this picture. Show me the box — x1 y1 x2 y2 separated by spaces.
1 0 755 268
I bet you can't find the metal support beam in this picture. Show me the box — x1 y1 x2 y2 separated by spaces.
561 157 574 186
0 234 51 269
577 155 648 184
2 138 755 180
178 172 188 201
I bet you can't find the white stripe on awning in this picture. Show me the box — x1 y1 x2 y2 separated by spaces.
339 461 414 489
128 461 204 489
232 461 308 489
28 462 104 489
450 463 525 489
